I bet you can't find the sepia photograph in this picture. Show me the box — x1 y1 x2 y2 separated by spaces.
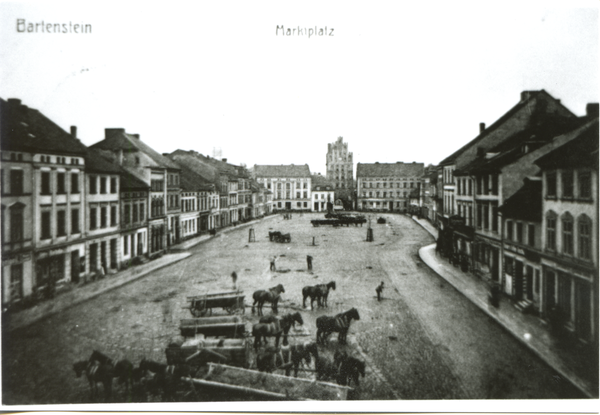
0 0 598 412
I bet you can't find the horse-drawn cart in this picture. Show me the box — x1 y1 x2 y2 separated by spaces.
185 290 245 317
179 316 246 338
166 337 252 368
184 362 352 401
269 231 291 243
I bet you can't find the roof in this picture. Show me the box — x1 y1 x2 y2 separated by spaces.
0 98 87 155
311 174 335 191
455 116 582 176
356 162 424 178
253 164 311 178
438 90 574 166
120 169 149 191
171 158 215 192
535 119 599 170
91 129 180 170
85 148 123 174
498 178 542 222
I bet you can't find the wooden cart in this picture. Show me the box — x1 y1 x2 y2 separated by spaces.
166 337 251 368
179 316 246 338
185 290 245 317
184 362 352 401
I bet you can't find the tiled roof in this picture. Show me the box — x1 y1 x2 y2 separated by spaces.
91 129 180 170
120 169 149 191
311 174 335 191
498 178 542 222
85 148 123 173
253 164 311 178
0 98 87 155
356 162 424 178
535 119 599 170
170 157 215 192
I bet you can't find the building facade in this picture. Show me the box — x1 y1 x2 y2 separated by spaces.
311 174 335 212
326 136 353 190
253 164 312 211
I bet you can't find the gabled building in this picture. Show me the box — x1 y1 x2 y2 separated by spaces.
356 162 424 212
1 98 88 306
535 119 598 344
310 174 335 212
91 129 181 255
253 164 312 211
119 170 150 264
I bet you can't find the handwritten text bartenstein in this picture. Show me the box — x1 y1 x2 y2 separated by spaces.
17 19 92 33
276 25 333 38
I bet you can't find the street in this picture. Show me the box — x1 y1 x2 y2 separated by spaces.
2 213 584 404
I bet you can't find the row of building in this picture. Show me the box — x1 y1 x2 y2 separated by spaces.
1 98 337 309
410 90 598 346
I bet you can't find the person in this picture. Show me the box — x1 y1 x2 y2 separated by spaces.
270 256 277 271
231 271 238 289
307 255 313 272
376 282 384 301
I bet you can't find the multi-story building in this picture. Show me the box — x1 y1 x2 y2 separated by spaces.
326 137 353 190
91 129 181 256
84 148 122 275
119 170 149 265
535 119 598 344
253 164 312 211
436 90 579 271
356 162 424 212
1 98 88 307
311 174 335 212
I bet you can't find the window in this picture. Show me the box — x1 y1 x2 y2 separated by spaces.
491 204 498 232
10 264 23 302
483 203 489 230
132 203 138 223
476 204 483 229
546 171 556 197
89 176 97 194
516 222 523 243
296 192 300 199
528 224 535 247
56 210 66 236
100 177 107 194
546 212 557 251
579 171 592 199
506 220 513 241
41 171 51 194
101 207 107 228
111 206 117 226
124 204 131 224
10 170 24 195
578 215 592 260
71 208 80 234
491 175 498 195
90 207 97 230
562 170 574 198
110 178 117 194
57 172 66 194
562 213 573 255
504 256 514 275
41 211 51 239
123 235 129 255
10 204 24 242
71 173 79 193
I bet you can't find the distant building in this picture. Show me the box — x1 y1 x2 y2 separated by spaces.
326 137 353 190
253 164 312 211
356 162 425 212
311 174 335 212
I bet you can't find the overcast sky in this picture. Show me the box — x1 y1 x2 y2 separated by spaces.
1 1 597 176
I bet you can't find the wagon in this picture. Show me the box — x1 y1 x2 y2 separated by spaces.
166 337 252 368
184 363 353 401
186 290 245 317
277 233 291 243
180 315 247 338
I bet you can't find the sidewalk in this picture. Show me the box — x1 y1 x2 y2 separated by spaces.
5 214 278 332
412 216 597 399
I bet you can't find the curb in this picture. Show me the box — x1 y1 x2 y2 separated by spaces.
417 243 595 399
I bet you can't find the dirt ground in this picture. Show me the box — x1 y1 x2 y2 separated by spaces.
2 212 583 404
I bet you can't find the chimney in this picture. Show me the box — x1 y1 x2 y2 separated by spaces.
222 158 227 162
7 98 22 107
70 126 77 139
132 134 140 139
586 103 599 118
479 122 485 133
105 128 126 139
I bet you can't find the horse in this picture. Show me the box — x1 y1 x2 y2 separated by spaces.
315 355 339 382
252 284 285 316
256 345 279 373
256 341 317 377
89 350 135 394
316 307 360 345
138 358 182 402
252 319 282 350
338 355 366 386
259 312 303 345
73 360 114 402
302 281 335 309
286 342 318 377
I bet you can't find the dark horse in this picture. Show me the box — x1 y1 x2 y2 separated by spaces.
258 312 304 346
89 350 135 394
316 307 360 345
302 281 336 309
139 358 193 401
74 360 114 401
286 342 318 377
334 351 366 386
256 341 317 376
252 284 285 316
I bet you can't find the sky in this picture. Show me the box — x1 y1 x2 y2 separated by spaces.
0 0 598 178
